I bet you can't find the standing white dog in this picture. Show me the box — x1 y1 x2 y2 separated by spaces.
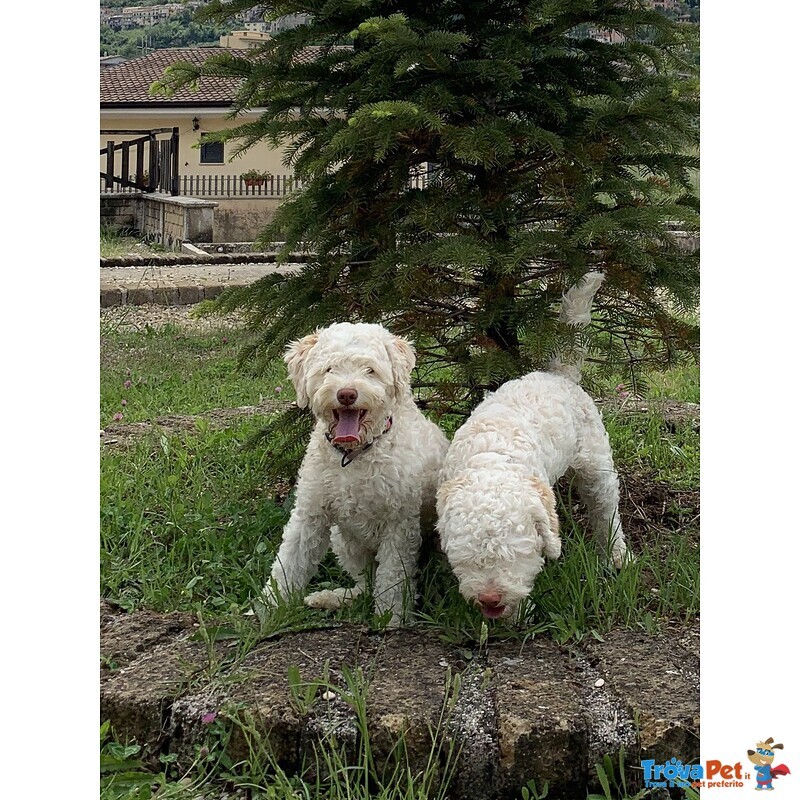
262 322 449 626
436 274 628 620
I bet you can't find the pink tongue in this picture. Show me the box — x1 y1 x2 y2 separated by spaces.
480 605 506 620
334 409 361 442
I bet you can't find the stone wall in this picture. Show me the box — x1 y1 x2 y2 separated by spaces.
211 197 282 242
100 195 137 232
100 194 218 250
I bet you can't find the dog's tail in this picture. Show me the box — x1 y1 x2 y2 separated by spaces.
548 271 604 384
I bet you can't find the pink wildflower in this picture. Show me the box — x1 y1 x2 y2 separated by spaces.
201 711 217 725
124 380 132 390
274 386 283 394
121 399 128 407
222 337 229 345
113 412 123 422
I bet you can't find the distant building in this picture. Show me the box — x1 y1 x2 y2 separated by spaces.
100 55 127 70
100 45 345 184
648 0 683 13
269 13 312 33
104 4 185 31
588 27 626 44
218 30 271 49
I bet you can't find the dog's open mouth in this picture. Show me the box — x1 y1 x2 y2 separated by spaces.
478 603 507 620
332 408 367 444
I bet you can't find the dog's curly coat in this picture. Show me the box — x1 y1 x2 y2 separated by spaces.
436 274 628 620
262 322 449 626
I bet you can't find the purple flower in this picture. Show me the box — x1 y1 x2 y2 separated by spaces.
274 386 283 394
113 412 123 422
615 384 626 393
124 380 132 390
222 337 229 345
618 391 630 399
201 711 217 725
121 399 128 407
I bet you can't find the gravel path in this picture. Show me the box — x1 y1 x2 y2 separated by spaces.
100 303 246 332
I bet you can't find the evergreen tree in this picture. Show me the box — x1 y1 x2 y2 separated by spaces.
156 0 699 416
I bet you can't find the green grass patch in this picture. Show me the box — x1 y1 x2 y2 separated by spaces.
100 314 699 640
101 418 287 612
604 411 699 489
100 320 288 427
101 225 169 259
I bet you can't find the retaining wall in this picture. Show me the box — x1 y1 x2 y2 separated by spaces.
100 193 218 250
101 604 700 800
211 197 282 242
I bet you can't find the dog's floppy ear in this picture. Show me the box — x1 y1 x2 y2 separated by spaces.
284 332 319 409
386 334 416 399
530 476 561 559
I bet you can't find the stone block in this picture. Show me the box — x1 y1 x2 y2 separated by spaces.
203 285 225 300
100 288 125 307
169 626 370 775
364 630 468 788
125 287 154 305
490 638 589 798
581 630 700 766
177 286 202 305
152 286 179 306
101 629 213 760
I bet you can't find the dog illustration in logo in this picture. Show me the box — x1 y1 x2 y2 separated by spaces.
747 738 791 790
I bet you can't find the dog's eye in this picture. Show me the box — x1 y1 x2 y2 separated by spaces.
366 368 374 374
325 367 332 373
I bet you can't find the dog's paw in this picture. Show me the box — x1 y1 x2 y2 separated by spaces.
610 542 633 570
259 585 280 608
304 586 361 610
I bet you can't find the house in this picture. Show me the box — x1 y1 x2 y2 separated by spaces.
100 43 336 242
100 45 291 185
104 3 185 31
218 30 272 50
100 55 128 71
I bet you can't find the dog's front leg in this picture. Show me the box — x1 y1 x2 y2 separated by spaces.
262 476 331 606
373 519 421 627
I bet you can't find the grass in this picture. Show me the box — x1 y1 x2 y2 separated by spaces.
100 317 699 638
100 318 286 427
100 315 700 798
101 225 169 259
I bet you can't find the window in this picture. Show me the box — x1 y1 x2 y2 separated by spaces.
200 134 224 164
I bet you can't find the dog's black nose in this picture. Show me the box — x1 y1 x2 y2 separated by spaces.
337 388 358 406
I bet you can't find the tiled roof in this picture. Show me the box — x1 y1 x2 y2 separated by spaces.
100 47 247 107
100 45 353 107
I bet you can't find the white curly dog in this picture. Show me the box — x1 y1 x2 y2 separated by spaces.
436 273 628 620
262 322 449 626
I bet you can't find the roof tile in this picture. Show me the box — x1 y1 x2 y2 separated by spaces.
100 47 246 106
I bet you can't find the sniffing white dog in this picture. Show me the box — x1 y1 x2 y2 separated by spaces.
436 273 628 620
262 322 449 626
